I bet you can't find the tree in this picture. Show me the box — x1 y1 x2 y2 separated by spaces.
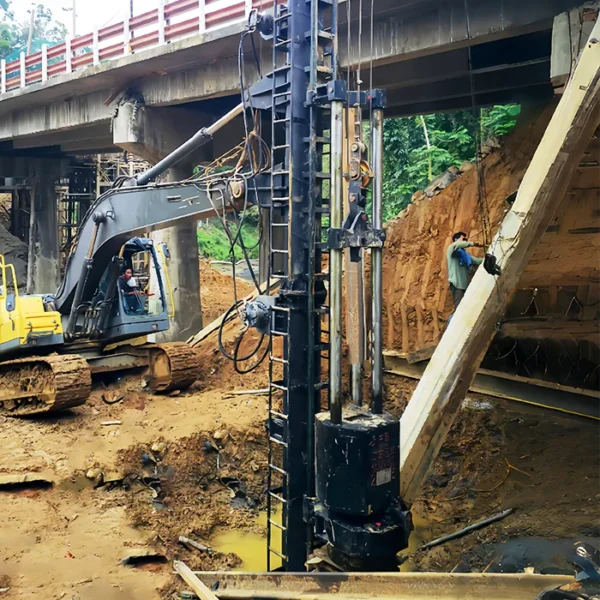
381 105 521 221
0 1 67 61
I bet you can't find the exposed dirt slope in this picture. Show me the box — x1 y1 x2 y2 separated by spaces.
382 105 557 354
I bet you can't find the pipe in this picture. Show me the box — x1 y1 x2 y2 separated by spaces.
136 103 244 186
329 100 344 425
371 108 384 414
419 509 514 551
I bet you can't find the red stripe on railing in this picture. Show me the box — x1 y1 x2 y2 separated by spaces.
129 31 160 52
25 51 42 68
47 42 66 60
99 22 125 43
48 60 67 77
25 69 42 84
6 78 20 90
130 8 159 30
72 53 94 69
206 3 245 27
71 33 93 52
5 61 19 75
165 0 200 19
99 42 126 61
165 17 201 41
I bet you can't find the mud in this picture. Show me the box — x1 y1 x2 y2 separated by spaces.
0 148 598 599
401 390 600 575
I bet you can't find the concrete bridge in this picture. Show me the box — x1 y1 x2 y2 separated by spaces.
0 0 587 339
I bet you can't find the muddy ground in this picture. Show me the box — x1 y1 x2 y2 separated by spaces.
0 266 598 599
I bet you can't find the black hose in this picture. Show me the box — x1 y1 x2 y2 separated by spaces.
233 327 270 375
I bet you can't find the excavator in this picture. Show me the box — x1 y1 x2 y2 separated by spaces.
0 104 247 416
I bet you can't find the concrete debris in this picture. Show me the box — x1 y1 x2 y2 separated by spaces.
85 468 104 487
178 535 213 554
213 429 228 442
151 441 168 458
425 167 460 197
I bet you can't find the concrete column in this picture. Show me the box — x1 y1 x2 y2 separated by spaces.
27 158 66 294
153 164 204 341
112 101 211 341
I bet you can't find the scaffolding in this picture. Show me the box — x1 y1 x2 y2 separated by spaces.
57 154 150 272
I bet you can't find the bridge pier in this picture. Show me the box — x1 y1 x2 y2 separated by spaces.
26 158 67 294
113 101 212 341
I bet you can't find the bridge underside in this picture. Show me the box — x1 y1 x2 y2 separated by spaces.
0 0 581 157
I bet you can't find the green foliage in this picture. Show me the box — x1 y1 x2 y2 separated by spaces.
0 1 67 61
381 105 521 221
481 104 522 136
197 217 260 261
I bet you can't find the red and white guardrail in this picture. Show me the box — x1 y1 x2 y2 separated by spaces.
1 0 273 94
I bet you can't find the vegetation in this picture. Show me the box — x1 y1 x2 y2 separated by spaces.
197 215 260 262
380 105 521 221
197 106 521 258
0 1 67 60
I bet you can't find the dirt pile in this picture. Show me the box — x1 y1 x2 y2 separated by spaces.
200 261 254 325
118 423 268 574
382 105 555 354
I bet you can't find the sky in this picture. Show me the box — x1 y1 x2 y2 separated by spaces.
13 0 160 37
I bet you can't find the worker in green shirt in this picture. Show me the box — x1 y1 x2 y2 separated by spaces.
446 232 483 310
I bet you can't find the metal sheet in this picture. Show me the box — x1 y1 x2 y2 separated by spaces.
192 571 573 600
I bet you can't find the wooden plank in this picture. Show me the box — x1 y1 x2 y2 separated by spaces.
186 281 278 347
174 561 219 600
399 22 600 506
499 319 600 341
192 572 573 600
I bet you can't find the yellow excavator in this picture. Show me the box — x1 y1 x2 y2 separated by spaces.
0 104 245 416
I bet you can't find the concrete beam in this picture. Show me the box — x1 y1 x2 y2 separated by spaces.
0 90 111 142
113 102 214 165
386 60 550 108
341 0 579 68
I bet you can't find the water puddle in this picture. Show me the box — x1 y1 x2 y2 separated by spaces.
398 514 432 571
212 509 432 572
211 508 283 571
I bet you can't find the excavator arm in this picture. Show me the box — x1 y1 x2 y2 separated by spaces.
53 181 226 316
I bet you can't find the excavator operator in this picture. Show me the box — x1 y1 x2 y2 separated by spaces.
118 268 144 314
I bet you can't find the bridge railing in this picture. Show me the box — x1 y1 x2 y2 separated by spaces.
1 0 270 95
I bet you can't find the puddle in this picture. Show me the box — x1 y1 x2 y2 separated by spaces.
211 508 283 571
212 509 433 572
485 536 598 574
398 513 433 571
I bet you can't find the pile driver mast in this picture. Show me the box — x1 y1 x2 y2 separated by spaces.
242 0 412 571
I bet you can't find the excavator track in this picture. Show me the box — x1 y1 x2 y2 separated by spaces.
148 342 201 393
0 355 91 417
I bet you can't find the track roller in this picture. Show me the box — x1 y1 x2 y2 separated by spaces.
0 355 91 417
148 342 201 393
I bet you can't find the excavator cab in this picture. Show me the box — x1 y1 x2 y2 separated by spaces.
92 238 172 343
